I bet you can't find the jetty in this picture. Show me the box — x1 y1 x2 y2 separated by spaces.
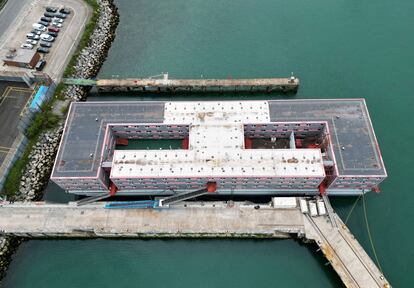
0 198 390 288
62 73 299 93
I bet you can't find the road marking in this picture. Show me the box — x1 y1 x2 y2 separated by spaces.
0 86 11 99
0 86 33 107
0 146 15 153
6 87 32 92
19 88 36 116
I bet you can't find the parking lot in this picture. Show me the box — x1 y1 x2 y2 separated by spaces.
0 80 33 167
0 0 91 81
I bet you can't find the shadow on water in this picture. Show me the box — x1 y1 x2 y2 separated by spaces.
42 181 79 203
86 90 297 102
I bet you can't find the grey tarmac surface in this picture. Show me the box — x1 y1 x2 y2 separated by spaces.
0 81 32 167
0 0 30 38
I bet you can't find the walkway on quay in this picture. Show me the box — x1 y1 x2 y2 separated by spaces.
63 74 299 93
0 200 390 287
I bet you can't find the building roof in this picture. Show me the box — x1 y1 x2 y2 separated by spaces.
3 49 37 63
111 149 325 179
268 99 386 176
51 99 386 180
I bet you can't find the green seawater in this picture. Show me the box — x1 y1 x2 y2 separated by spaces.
3 0 414 287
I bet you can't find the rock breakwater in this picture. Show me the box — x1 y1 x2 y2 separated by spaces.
64 0 119 101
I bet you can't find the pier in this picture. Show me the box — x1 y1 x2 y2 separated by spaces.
63 73 299 93
0 199 390 287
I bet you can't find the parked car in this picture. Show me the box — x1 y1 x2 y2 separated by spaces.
52 18 64 23
48 27 60 33
37 47 49 53
26 39 38 45
44 12 55 18
51 22 62 28
46 7 58 13
39 41 52 48
35 59 46 71
32 23 46 32
48 31 58 37
30 29 41 35
21 43 33 49
40 34 54 42
40 17 52 22
53 13 67 19
59 8 71 14
26 33 40 40
38 21 49 27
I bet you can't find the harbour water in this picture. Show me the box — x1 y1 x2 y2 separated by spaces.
3 0 414 287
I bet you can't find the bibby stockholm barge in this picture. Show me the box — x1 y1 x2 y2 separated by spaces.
51 99 386 197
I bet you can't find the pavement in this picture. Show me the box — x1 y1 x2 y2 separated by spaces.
0 201 305 237
0 0 91 81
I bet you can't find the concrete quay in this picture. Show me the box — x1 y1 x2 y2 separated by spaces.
64 75 300 93
0 201 304 238
0 200 390 287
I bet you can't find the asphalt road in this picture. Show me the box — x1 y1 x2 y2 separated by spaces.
0 0 30 37
0 81 32 167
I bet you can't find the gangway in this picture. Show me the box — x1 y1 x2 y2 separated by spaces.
159 182 217 206
159 188 207 207
76 193 111 206
104 182 217 209
321 193 337 227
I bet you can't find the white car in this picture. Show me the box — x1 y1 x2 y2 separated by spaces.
52 18 64 23
21 43 33 49
51 22 62 28
32 23 47 32
40 34 54 42
26 33 40 40
26 39 38 45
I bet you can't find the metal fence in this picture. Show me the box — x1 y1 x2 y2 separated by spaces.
0 77 56 193
0 133 28 192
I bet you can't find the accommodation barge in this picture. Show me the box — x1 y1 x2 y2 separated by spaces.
51 99 386 196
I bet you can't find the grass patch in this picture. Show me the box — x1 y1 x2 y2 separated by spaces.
60 103 70 115
1 0 101 198
2 102 60 198
0 0 7 12
53 82 66 100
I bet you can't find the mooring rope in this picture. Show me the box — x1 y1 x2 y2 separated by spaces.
362 192 383 273
344 194 362 224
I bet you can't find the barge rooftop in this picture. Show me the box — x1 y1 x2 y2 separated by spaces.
51 99 386 196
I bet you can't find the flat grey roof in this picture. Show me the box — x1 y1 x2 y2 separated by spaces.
4 49 37 63
51 99 386 179
268 99 386 176
52 102 165 178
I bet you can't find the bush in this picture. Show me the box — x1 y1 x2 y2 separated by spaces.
2 138 36 198
63 0 100 77
26 111 60 139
